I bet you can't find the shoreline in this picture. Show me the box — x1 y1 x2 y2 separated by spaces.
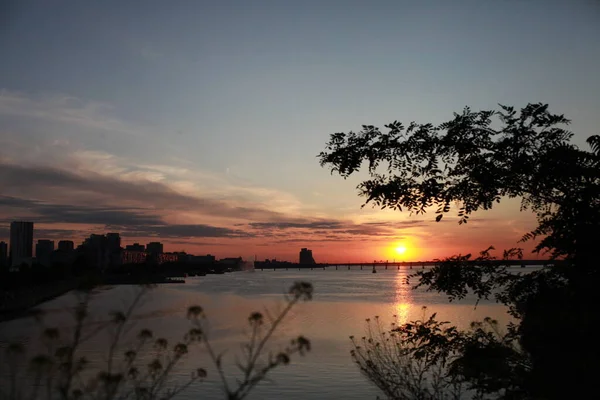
0 279 81 323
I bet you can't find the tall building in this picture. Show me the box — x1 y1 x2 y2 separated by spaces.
54 240 76 267
0 241 8 268
82 234 110 269
36 239 55 267
106 233 121 252
58 240 75 252
146 242 164 254
299 248 316 265
10 221 34 268
106 233 122 266
145 242 164 265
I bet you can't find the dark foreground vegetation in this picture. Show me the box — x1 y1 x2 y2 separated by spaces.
0 281 313 400
320 103 599 399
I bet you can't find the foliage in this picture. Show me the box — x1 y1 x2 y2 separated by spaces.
318 103 600 261
0 282 313 400
352 311 529 400
320 104 600 399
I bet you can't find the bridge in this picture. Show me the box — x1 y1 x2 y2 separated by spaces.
252 259 559 271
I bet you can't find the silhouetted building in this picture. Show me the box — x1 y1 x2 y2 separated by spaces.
0 241 7 268
121 250 147 264
176 252 188 263
159 252 178 264
58 240 75 252
36 239 55 267
189 254 216 264
126 243 145 252
10 221 34 268
146 242 164 254
106 233 122 266
82 234 110 269
145 242 164 264
106 233 121 252
299 248 315 264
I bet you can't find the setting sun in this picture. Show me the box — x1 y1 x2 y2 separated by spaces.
395 246 407 255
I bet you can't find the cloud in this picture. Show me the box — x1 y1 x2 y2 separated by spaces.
0 195 250 240
245 218 424 243
0 196 162 226
249 220 344 230
0 161 283 222
142 225 250 239
0 89 145 137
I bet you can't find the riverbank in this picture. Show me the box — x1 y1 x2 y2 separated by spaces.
0 274 188 323
0 278 82 322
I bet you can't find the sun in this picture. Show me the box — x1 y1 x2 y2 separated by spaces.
395 246 407 255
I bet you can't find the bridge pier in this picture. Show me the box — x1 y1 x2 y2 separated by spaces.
336 265 338 270
348 265 350 270
360 265 363 270
397 265 399 270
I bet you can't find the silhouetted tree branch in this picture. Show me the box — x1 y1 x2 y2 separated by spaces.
321 104 600 399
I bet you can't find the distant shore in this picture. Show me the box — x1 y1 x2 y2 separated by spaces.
0 274 188 323
0 278 81 323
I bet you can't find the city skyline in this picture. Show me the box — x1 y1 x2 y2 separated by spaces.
1 1 599 262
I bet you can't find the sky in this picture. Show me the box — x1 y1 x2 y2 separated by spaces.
0 0 599 262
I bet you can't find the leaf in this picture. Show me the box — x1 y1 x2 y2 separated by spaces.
436 214 443 222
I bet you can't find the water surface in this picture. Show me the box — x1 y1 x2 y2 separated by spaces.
1 267 525 399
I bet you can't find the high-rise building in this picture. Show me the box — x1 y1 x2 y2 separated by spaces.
145 242 163 265
36 239 55 267
299 248 316 265
54 240 76 267
106 233 121 252
58 240 75 252
0 241 8 268
126 243 145 252
106 233 122 266
82 234 110 269
146 242 164 254
10 221 34 268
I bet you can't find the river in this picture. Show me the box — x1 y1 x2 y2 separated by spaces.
0 267 528 399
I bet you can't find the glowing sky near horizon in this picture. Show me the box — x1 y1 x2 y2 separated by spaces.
1 0 599 262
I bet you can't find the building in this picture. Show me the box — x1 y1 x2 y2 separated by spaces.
0 241 7 268
58 240 75 252
299 248 316 264
144 242 164 264
106 233 122 266
10 221 34 268
36 239 55 267
121 250 147 265
158 252 178 264
190 254 216 264
106 233 121 252
125 243 145 252
82 234 110 269
146 242 164 254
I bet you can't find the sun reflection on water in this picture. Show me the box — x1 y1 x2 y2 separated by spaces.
393 271 413 325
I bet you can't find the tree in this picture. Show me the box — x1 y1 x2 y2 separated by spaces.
319 103 600 399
